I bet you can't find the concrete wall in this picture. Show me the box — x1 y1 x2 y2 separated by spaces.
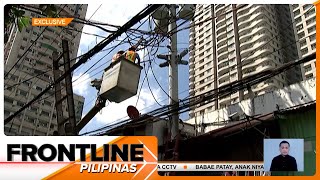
186 78 316 133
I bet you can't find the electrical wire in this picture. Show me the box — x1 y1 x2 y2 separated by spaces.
4 4 87 95
5 5 162 125
5 5 75 107
79 89 191 136
5 4 104 129
81 4 313 135
81 32 316 136
4 5 67 79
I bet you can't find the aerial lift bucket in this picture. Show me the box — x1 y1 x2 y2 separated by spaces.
99 58 143 103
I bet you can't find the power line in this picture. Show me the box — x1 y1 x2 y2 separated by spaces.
5 4 118 112
4 5 92 122
143 62 163 106
93 52 316 136
80 31 315 135
4 5 67 79
9 4 119 108
79 88 191 136
4 4 87 94
4 5 74 101
4 4 162 124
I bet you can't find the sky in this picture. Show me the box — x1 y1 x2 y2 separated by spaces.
73 4 191 135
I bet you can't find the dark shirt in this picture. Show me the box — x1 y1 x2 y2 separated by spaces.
270 155 298 171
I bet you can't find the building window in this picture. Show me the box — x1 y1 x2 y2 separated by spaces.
306 17 316 25
292 4 299 10
300 39 307 47
306 74 313 79
305 64 312 72
311 43 316 50
303 4 314 11
19 90 28 96
44 100 52 106
30 107 38 112
22 81 30 87
4 97 14 104
293 9 300 17
305 8 315 19
309 34 316 42
230 73 236 78
295 16 302 24
301 48 308 55
41 111 50 117
35 86 43 91
298 32 305 39
17 101 24 107
296 24 303 31
308 26 316 34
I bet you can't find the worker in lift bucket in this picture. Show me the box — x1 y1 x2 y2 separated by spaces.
124 46 141 64
111 49 125 64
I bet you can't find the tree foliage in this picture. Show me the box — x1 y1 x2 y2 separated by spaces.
4 4 59 32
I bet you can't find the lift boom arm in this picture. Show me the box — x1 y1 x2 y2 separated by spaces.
76 97 106 133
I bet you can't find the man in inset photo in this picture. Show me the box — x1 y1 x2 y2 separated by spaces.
270 140 298 171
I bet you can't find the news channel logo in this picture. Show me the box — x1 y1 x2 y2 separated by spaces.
264 139 304 172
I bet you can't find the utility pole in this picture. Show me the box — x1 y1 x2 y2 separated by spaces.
168 5 179 141
53 51 66 135
62 40 77 135
157 5 189 141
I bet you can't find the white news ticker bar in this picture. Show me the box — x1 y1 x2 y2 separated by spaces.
157 163 264 171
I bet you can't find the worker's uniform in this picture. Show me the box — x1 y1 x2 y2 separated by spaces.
125 50 140 64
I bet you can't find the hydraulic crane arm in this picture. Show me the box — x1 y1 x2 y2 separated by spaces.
76 96 106 133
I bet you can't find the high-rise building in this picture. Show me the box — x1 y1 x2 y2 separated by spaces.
188 4 301 119
290 4 316 80
4 4 88 136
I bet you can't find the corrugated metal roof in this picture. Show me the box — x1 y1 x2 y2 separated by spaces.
185 113 275 142
277 101 315 114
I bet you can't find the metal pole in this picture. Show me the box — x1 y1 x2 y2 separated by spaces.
62 40 77 135
53 51 66 135
168 5 179 140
